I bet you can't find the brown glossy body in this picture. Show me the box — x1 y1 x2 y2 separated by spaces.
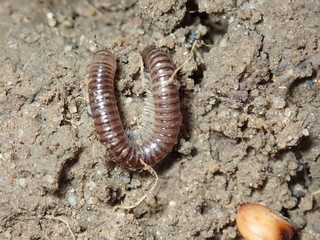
88 46 181 169
236 203 294 240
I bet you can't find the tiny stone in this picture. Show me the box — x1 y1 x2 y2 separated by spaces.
125 97 133 103
219 38 228 47
197 24 208 36
47 12 57 27
63 20 74 28
299 195 313 211
121 176 131 184
302 129 309 136
227 226 237 239
89 44 98 53
272 97 286 109
200 123 210 133
284 108 292 117
68 101 77 113
130 179 141 188
292 183 305 198
68 195 77 207
288 160 298 171
44 174 54 184
88 180 96 190
136 28 145 34
64 45 73 52
18 178 27 188
283 151 296 162
87 196 99 205
169 200 176 207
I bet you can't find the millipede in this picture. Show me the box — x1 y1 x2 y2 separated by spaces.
88 46 181 169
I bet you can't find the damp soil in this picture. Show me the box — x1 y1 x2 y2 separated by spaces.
0 0 319 239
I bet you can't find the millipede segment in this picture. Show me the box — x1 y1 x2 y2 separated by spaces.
88 46 181 169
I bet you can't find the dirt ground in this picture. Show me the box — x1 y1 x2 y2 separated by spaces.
0 0 319 239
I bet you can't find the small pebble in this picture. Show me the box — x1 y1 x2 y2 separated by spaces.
169 200 176 207
89 44 98 53
197 24 208 36
292 183 305 198
284 108 292 117
88 180 96 190
121 176 131 184
272 97 286 109
302 129 309 136
44 174 54 184
130 179 141 188
227 226 237 239
64 45 73 52
300 195 313 212
68 101 78 113
136 28 145 34
18 178 27 188
288 160 298 171
68 195 77 207
283 151 296 162
62 19 74 28
47 12 57 27
87 196 99 205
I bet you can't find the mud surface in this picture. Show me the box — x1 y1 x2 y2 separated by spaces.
0 0 319 239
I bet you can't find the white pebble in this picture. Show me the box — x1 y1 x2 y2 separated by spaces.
64 45 73 52
121 176 131 184
136 28 145 35
292 183 305 197
227 226 237 238
68 195 77 207
169 200 176 207
18 178 27 188
125 97 133 103
88 180 96 190
68 101 78 113
130 179 141 187
272 97 286 109
197 24 208 36
87 196 98 205
44 174 54 184
47 12 57 27
89 44 98 53
229 16 235 23
284 108 292 117
302 129 309 136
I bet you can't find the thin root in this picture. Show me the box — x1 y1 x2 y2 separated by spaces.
80 0 105 17
22 53 35 71
165 40 199 87
311 189 320 197
45 215 76 240
114 159 159 211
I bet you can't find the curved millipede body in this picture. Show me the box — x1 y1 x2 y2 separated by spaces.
88 46 181 169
